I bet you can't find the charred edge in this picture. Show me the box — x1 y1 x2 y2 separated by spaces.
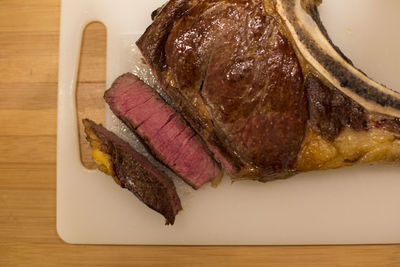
136 0 197 75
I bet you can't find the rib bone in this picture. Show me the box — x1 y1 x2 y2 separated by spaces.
272 0 400 118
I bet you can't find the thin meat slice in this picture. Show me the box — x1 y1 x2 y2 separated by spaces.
83 119 182 225
104 73 221 189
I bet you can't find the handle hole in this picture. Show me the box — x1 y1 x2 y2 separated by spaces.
76 22 107 169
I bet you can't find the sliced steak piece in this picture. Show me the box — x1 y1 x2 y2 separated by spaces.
83 119 182 225
104 73 221 189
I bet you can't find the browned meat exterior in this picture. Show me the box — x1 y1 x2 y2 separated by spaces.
137 0 308 179
104 73 221 189
136 0 400 180
305 73 368 141
83 119 182 225
373 116 400 135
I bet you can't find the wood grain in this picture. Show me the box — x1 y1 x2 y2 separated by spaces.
76 22 106 169
1 0 400 266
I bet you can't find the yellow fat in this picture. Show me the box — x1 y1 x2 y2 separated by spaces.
92 148 113 175
297 126 400 172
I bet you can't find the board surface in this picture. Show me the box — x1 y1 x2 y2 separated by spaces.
57 0 400 245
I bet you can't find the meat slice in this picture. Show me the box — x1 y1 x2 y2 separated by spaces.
83 119 182 225
104 73 221 189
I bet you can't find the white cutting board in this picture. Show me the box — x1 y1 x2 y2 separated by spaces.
57 0 400 245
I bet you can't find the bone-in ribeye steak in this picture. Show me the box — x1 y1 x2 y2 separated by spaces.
84 0 400 224
137 0 400 180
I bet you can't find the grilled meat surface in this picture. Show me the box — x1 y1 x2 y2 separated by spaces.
137 0 400 180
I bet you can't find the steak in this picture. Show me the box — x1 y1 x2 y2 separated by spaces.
104 73 221 189
138 0 308 179
137 0 400 180
83 119 182 225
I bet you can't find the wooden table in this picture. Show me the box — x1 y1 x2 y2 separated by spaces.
1 0 400 265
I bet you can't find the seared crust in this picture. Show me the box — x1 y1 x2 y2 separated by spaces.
138 0 308 179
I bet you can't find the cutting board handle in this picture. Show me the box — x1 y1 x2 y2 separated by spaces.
57 0 164 172
57 0 112 172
